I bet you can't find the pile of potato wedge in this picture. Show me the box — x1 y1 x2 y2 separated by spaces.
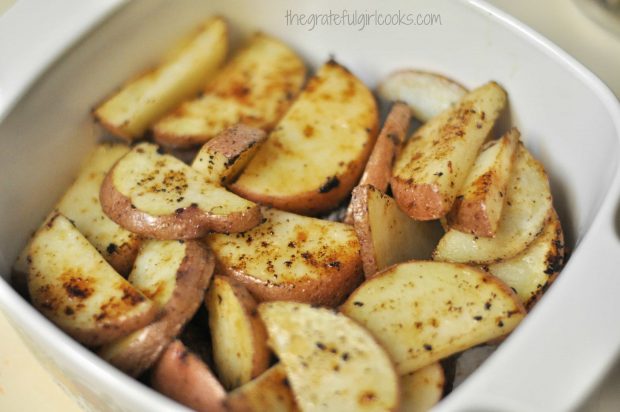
13 16 565 412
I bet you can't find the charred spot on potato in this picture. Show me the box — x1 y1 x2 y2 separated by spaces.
63 276 94 300
106 243 118 254
319 176 340 193
423 344 433 351
353 301 364 307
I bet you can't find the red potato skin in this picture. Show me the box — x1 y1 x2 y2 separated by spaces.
151 340 227 412
390 179 450 221
101 242 215 377
99 169 262 240
344 102 411 224
215 260 364 308
199 124 267 163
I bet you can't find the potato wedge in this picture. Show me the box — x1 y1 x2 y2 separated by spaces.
225 364 300 412
446 128 520 237
343 102 411 224
401 363 445 412
483 210 564 309
391 82 507 220
151 340 226 412
231 60 379 215
433 144 553 264
100 142 261 239
93 17 228 140
206 275 269 390
27 214 158 347
192 124 267 185
341 260 525 375
259 301 399 412
154 33 305 147
378 70 467 122
350 185 442 278
12 143 139 296
99 240 214 376
206 208 362 306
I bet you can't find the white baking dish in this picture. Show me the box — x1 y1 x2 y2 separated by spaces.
1 0 619 411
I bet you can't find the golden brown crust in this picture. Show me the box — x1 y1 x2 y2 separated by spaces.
100 242 215 376
151 340 227 412
390 178 449 220
100 170 262 239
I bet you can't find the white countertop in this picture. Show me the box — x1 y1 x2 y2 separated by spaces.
0 0 618 411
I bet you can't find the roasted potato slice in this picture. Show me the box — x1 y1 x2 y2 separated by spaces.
483 210 564 308
231 60 379 215
401 362 445 412
391 82 507 220
225 364 300 412
259 301 399 412
12 143 139 296
27 214 158 347
93 17 228 140
446 128 520 237
206 208 362 306
341 260 525 375
343 102 411 224
154 33 305 147
378 70 467 122
99 240 214 376
191 124 267 185
350 185 442 278
433 144 553 264
100 142 261 239
206 275 270 390
151 340 226 412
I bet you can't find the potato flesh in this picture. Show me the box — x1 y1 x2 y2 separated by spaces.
28 215 156 346
94 18 228 139
485 211 564 307
99 240 213 377
401 362 444 412
448 128 520 237
378 70 467 122
226 364 300 412
207 208 360 284
433 145 552 264
259 302 399 412
154 33 305 145
207 276 268 389
232 61 377 199
112 143 255 216
341 260 525 375
392 82 507 220
128 240 185 307
352 185 442 278
13 143 137 277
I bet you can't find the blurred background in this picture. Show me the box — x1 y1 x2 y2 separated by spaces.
0 0 618 411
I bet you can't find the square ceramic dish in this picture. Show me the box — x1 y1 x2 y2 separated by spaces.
1 0 619 411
